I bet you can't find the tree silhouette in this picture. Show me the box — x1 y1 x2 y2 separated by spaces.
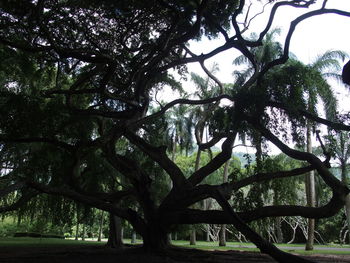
1 1 350 262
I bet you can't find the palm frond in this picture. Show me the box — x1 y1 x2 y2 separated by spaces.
311 50 349 72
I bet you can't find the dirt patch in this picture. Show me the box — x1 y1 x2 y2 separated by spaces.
0 245 349 263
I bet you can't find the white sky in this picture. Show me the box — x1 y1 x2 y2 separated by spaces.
181 0 350 155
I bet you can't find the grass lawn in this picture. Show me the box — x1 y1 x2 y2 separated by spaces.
171 240 350 255
0 237 104 247
0 237 349 255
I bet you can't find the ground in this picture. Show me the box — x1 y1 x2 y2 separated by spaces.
1 245 350 263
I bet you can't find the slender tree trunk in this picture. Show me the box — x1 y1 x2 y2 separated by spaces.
305 125 315 251
167 134 178 243
273 190 283 243
189 149 202 246
97 210 104 242
219 225 226 246
345 195 350 244
82 223 86 241
255 134 263 171
17 214 21 227
206 224 210 242
275 217 283 243
75 222 79 240
107 213 123 248
190 229 196 245
340 160 350 244
219 159 230 246
131 231 137 244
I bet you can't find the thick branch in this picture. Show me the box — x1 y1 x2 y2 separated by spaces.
260 8 350 77
26 180 130 218
124 131 189 189
130 95 235 128
188 134 236 186
231 165 315 191
169 192 343 224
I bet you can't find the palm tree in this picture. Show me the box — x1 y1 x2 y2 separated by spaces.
302 50 347 250
231 28 285 244
233 28 283 170
327 130 350 244
189 63 222 245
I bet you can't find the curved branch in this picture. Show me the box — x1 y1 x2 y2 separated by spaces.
124 131 189 189
188 134 236 186
199 133 228 150
26 180 130 218
231 165 315 191
130 95 235 128
168 192 343 225
260 8 350 77
258 0 316 42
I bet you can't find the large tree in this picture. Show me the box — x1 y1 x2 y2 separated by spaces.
1 1 350 262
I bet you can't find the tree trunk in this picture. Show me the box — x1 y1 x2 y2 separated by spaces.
131 231 137 244
189 149 202 246
305 124 315 251
219 159 230 246
273 190 283 243
345 195 350 244
167 233 172 244
206 224 210 242
107 213 124 248
275 217 283 243
75 222 79 240
142 222 169 251
82 223 86 241
340 160 350 244
97 210 104 242
219 225 226 246
190 229 196 245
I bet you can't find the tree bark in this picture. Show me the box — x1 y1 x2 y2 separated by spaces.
340 159 350 244
97 210 104 242
131 231 137 244
142 222 169 251
219 225 226 246
305 125 315 251
75 222 79 240
190 229 196 245
82 223 86 241
345 195 350 244
273 190 283 243
275 217 283 243
106 213 124 248
219 159 230 246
